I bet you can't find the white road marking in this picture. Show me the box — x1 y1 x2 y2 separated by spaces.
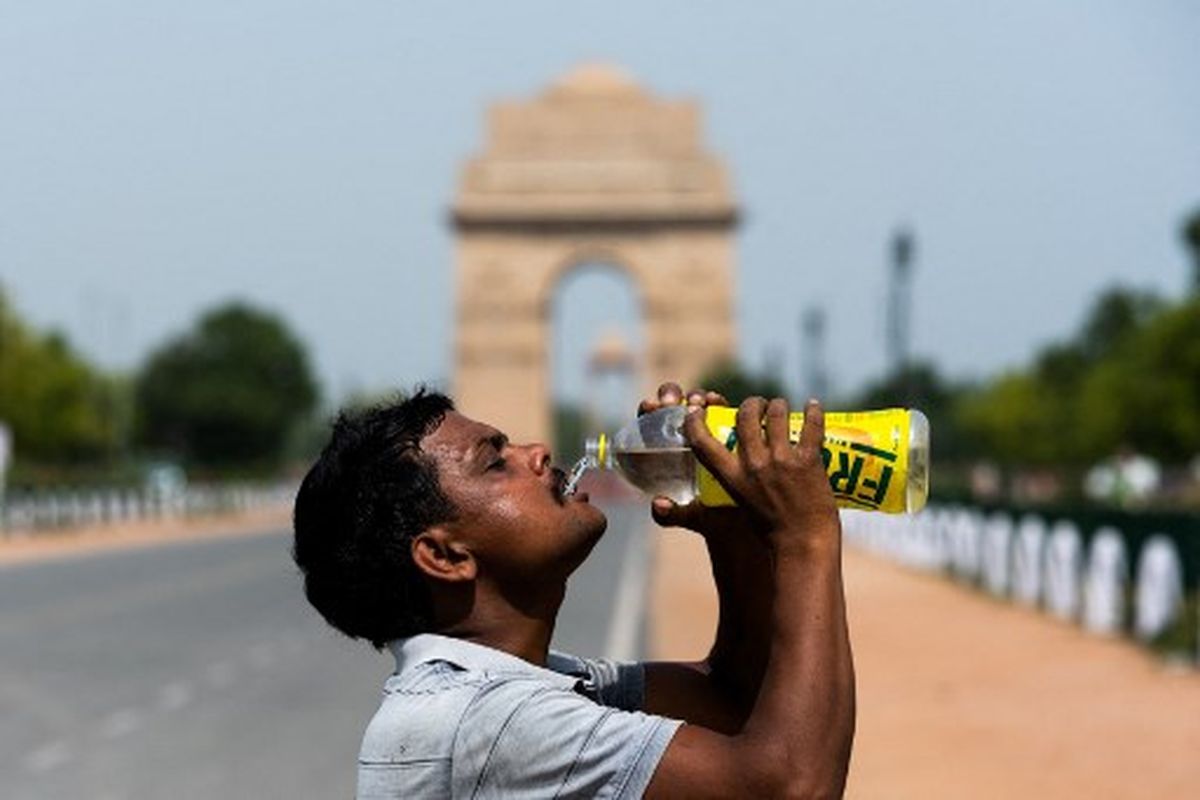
157 681 193 712
99 707 143 739
23 739 72 773
604 522 651 661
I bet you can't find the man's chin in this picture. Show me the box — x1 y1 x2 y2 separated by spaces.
568 501 605 534
588 507 608 537
571 503 608 545
561 512 607 574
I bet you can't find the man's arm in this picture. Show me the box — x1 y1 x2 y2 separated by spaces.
642 509 774 733
637 385 775 733
644 397 856 799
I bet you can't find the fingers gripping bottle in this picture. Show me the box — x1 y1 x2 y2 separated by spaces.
578 406 929 514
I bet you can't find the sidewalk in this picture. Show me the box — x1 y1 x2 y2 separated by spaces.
650 528 1200 799
0 507 291 567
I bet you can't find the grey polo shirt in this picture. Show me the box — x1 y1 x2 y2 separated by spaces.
357 634 682 799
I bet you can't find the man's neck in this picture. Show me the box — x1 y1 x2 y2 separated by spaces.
435 581 563 666
455 623 555 666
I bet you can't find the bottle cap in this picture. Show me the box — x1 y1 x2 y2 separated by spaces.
584 433 609 468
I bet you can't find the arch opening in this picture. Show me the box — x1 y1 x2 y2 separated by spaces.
548 261 644 459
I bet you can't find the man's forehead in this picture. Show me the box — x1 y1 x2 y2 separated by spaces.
424 411 502 458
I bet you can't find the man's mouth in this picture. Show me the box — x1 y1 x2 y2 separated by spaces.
551 467 568 503
550 466 588 504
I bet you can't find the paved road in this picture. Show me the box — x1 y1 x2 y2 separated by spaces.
0 502 647 799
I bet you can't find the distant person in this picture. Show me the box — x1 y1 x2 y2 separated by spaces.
292 382 855 798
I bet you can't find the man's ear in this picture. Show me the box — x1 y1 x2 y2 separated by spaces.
411 527 477 583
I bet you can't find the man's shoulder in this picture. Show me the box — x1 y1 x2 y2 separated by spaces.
360 662 478 762
360 654 578 763
357 661 484 798
359 643 679 799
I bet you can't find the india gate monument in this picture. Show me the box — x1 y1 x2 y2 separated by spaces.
451 63 739 444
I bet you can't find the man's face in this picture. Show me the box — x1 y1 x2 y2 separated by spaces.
421 411 607 583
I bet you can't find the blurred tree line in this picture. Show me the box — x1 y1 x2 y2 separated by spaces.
954 288 1198 467
680 283 1196 506
552 283 1197 486
9 207 1200 493
948 204 1200 473
690 208 1200 504
0 290 122 465
0 288 319 488
857 208 1200 507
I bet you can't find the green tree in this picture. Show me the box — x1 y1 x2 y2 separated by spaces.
957 372 1066 465
1077 297 1200 462
955 286 1170 467
857 361 975 461
0 288 116 463
1075 287 1164 362
135 302 319 470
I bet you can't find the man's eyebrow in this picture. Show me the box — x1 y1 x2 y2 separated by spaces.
471 432 508 465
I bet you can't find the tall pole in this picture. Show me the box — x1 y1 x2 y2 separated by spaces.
886 227 914 369
886 226 916 404
800 306 828 402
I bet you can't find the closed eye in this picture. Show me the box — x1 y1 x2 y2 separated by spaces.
476 431 510 474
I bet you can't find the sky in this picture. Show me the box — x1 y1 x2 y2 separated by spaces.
2 1 1198 409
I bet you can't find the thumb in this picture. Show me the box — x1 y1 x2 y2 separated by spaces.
650 496 702 530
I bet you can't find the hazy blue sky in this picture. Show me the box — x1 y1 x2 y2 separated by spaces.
3 1 1198 408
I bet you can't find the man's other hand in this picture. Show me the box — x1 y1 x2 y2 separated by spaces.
636 382 756 540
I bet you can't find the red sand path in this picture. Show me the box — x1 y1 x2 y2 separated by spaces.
650 528 1200 799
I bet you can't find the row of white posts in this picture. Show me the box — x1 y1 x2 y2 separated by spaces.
0 483 296 536
841 505 1195 661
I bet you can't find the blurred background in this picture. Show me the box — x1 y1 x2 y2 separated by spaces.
1 2 1198 798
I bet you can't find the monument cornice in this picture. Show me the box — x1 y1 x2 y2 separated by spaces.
449 209 739 233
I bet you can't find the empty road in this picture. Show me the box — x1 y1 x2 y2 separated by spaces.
0 502 648 799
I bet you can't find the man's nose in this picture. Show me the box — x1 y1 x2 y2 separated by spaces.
522 443 551 474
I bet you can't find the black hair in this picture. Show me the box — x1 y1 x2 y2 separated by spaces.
292 388 455 649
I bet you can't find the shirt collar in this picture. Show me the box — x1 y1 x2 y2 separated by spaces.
389 633 582 692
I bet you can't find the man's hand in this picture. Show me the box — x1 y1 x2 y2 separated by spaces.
637 382 759 540
684 395 840 551
643 393 854 799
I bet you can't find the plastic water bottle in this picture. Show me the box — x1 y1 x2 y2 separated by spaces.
569 405 929 514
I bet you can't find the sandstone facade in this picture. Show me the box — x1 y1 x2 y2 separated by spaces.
451 64 739 444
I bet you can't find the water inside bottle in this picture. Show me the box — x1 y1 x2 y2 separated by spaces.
614 448 698 504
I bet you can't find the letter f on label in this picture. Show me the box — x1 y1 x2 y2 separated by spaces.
827 451 864 495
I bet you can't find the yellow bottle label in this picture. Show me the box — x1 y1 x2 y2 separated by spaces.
697 407 912 513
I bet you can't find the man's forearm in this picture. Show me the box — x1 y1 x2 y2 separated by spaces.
704 530 774 712
742 532 856 796
642 397 856 798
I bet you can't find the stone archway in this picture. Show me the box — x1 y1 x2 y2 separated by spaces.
451 64 739 444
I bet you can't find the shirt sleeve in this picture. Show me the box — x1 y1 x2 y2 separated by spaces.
546 651 646 711
452 677 681 799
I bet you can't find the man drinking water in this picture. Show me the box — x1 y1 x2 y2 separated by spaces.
292 382 855 798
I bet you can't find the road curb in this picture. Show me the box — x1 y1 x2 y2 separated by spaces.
0 508 291 567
